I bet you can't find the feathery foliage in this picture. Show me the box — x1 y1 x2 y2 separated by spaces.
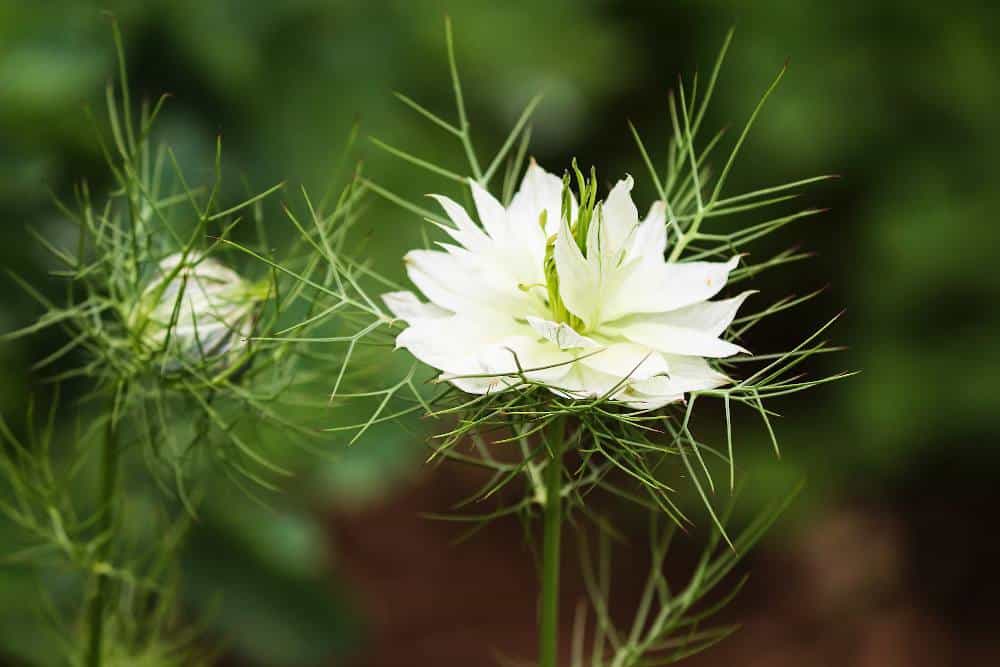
241 21 849 665
0 19 362 663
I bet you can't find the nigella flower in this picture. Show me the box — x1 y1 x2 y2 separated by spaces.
131 253 266 373
383 163 751 409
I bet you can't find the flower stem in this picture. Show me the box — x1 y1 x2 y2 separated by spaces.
86 385 124 667
539 417 567 667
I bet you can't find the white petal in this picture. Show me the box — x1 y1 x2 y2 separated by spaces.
630 355 731 398
395 312 522 375
603 255 741 321
605 318 747 358
140 254 257 369
188 257 242 285
404 248 543 318
579 342 670 382
554 219 600 328
596 175 638 258
509 161 574 237
615 358 726 410
403 249 474 314
657 256 741 310
526 316 599 350
667 355 732 384
382 290 450 323
618 391 683 411
399 314 578 393
547 363 628 403
444 373 517 395
479 335 576 384
432 190 548 297
469 179 510 241
628 201 667 261
650 291 753 336
429 194 490 252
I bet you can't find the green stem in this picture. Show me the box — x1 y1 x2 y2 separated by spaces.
86 387 124 667
539 417 567 667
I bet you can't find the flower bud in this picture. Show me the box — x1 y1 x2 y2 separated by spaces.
131 253 266 374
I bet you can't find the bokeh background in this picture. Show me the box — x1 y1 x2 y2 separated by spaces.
2 1 999 665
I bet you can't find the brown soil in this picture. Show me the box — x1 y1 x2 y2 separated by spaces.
327 463 1000 667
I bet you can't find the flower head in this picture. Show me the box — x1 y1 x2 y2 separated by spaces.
383 163 750 409
131 253 266 373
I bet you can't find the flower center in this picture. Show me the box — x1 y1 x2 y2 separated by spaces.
541 161 599 331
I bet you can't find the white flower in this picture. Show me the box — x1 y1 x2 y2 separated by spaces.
132 253 264 372
383 163 751 409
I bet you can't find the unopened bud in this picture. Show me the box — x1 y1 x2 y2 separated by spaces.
131 253 266 373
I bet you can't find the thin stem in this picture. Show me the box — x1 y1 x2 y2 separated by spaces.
444 16 483 181
86 383 125 667
540 416 567 667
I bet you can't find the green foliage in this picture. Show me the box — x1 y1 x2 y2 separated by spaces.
1 1 996 665
572 484 800 667
1 21 327 501
257 22 845 665
0 18 367 666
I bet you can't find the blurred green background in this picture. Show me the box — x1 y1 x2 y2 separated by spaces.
2 1 999 665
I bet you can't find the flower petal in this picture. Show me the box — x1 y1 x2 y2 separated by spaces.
596 175 638 259
403 249 474 314
469 179 510 241
526 316 599 350
444 373 517 395
404 248 544 318
579 342 670 382
602 255 741 321
547 363 628 403
395 312 523 375
647 290 754 336
428 194 491 253
618 391 683 411
604 317 747 358
628 201 667 261
480 335 576 384
432 189 548 296
656 256 741 310
630 355 731 398
554 219 600 328
382 290 450 323
509 161 574 237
